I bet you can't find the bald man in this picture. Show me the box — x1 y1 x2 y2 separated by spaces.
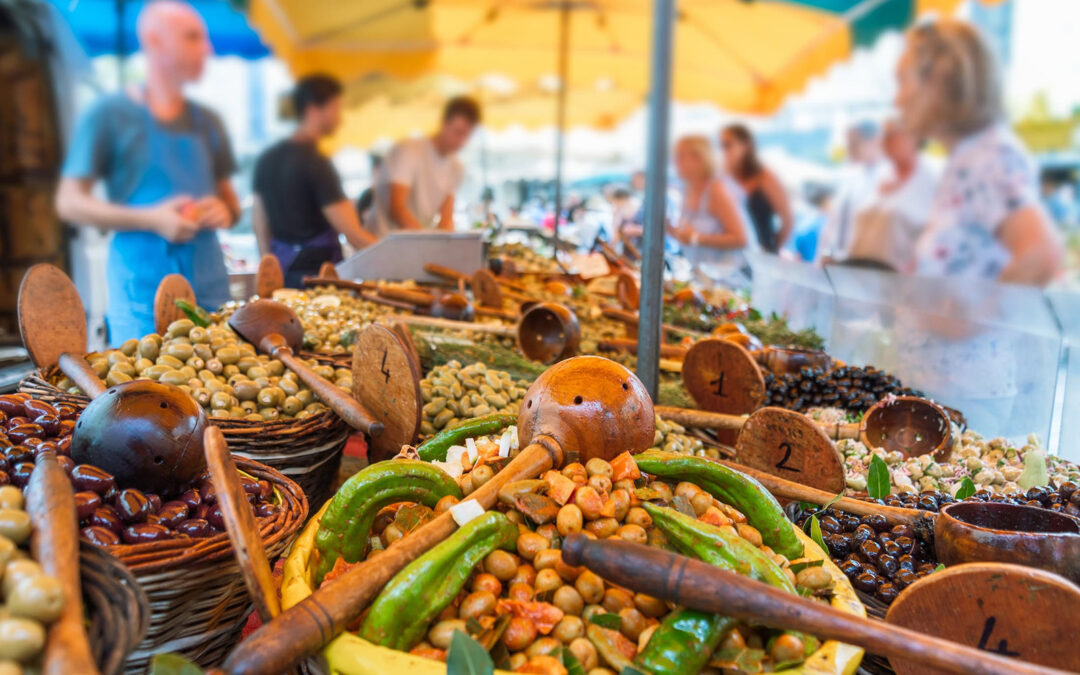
55 1 238 344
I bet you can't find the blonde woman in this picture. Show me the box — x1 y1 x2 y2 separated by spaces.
669 135 750 269
897 20 1062 285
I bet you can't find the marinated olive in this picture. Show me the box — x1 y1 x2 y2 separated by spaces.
484 550 519 582
574 570 604 604
428 619 466 650
458 591 496 620
552 585 584 616
472 573 502 596
556 504 583 536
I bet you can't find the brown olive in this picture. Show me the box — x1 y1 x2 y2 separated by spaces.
501 616 537 652
34 415 60 436
690 491 714 517
556 504 583 537
552 615 584 643
0 396 26 418
634 593 668 618
572 486 603 521
471 464 494 488
428 619 466 650
472 573 502 596
555 558 582 583
769 633 805 663
616 524 648 545
1 448 30 469
584 517 618 539
552 585 584 616
89 507 123 534
206 504 227 530
608 489 631 522
568 637 598 670
516 532 548 562
618 608 647 641
9 464 33 489
6 425 43 445
8 575 64 623
71 465 116 495
602 588 635 614
507 582 534 602
458 591 496 620
484 550 519 582
146 492 163 514
534 568 562 594
81 526 120 547
178 488 201 511
575 570 604 604
254 502 278 518
73 492 102 520
535 523 559 544
122 523 172 544
510 563 537 588
533 549 561 571
22 400 57 421
176 518 211 538
561 463 587 485
434 495 459 514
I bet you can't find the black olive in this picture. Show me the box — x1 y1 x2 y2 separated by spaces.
859 539 882 563
893 569 918 589
875 582 899 604
891 524 914 539
860 514 889 532
1059 482 1077 500
853 571 881 594
897 554 917 572
819 515 841 534
893 536 915 554
839 559 862 579
852 524 875 545
882 540 902 558
917 563 939 575
10 462 34 487
877 554 899 576
826 534 849 558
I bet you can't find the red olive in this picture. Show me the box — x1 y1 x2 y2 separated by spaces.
81 526 120 547
175 518 211 538
178 488 201 510
4 416 28 431
193 502 211 520
0 395 26 418
6 424 43 444
74 491 103 520
57 419 76 437
89 507 123 533
71 465 116 495
198 479 218 505
157 501 190 529
23 400 57 420
145 493 162 514
56 455 75 475
254 502 279 518
34 415 60 437
115 489 151 523
4 446 32 466
55 436 72 456
11 463 34 487
206 504 226 530
34 441 59 458
55 404 79 421
122 523 172 544
0 471 10 486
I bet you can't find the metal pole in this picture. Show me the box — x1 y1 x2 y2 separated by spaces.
636 0 675 401
551 1 570 258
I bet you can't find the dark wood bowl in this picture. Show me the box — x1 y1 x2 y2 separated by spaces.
862 396 953 460
517 303 581 364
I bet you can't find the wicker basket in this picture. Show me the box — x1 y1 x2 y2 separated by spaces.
80 542 151 675
101 457 307 673
19 369 348 508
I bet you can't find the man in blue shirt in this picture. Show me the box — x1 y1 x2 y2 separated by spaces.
55 1 238 345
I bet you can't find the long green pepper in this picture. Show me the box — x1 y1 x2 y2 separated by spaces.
416 413 516 461
634 610 737 675
634 451 803 560
358 511 517 650
313 460 462 583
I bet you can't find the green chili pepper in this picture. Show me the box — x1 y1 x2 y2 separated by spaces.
313 459 462 584
643 503 795 594
173 299 210 327
634 451 803 560
358 510 516 650
634 610 737 675
416 413 516 461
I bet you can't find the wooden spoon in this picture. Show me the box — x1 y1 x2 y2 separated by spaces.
560 535 1073 675
317 261 339 279
221 356 656 675
27 453 99 675
153 273 196 335
228 299 384 437
615 271 639 311
17 264 106 397
203 425 280 621
256 254 284 297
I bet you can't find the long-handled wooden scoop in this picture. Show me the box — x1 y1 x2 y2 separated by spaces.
221 356 656 675
204 425 280 621
561 535 1074 675
228 299 384 437
18 264 106 397
153 273 196 335
27 453 100 675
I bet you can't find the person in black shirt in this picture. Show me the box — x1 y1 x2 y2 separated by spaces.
252 74 374 287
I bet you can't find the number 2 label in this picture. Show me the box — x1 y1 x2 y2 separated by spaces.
775 442 800 472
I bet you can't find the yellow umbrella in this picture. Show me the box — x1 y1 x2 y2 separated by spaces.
250 0 996 116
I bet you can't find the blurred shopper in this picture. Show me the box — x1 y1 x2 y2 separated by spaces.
897 20 1062 285
252 74 374 288
816 121 888 262
669 135 750 268
721 124 793 253
55 1 237 345
846 119 939 271
356 154 383 229
372 96 481 236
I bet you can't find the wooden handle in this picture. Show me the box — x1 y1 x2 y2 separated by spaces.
714 459 929 527
824 421 863 441
654 405 746 431
378 286 435 308
561 535 1070 675
57 352 106 398
359 292 418 312
474 306 519 321
223 437 564 675
392 314 516 337
598 339 687 360
272 348 384 437
600 307 705 338
27 453 100 675
204 426 280 621
301 276 374 293
423 263 469 281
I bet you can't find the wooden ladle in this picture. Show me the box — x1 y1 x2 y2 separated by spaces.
221 356 656 675
227 299 384 437
17 264 106 397
561 535 1074 675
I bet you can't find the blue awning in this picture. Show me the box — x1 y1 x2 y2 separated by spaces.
44 0 270 59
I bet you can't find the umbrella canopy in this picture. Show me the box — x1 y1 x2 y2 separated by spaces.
249 0 994 116
47 0 269 59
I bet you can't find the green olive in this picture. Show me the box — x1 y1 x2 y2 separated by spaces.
105 370 133 387
186 356 205 372
133 357 154 372
0 658 22 675
206 358 224 375
164 343 194 361
110 362 136 377
266 360 285 377
106 351 130 368
210 392 232 410
246 366 269 380
234 381 260 402
279 378 299 397
281 396 303 416
0 512 30 546
89 359 108 379
259 407 280 421
216 346 241 365
0 617 44 663
230 405 247 417
192 388 211 407
166 318 194 337
257 387 284 408
119 338 139 357
296 390 315 407
7 576 64 623
157 370 187 387
155 355 183 369
240 400 258 413
188 326 209 343
236 356 259 372
193 343 214 362
138 337 160 360
237 343 256 358
222 364 240 377
2 561 41 598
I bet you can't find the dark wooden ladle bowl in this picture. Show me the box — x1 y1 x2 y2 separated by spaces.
228 299 384 436
516 302 581 364
222 356 655 675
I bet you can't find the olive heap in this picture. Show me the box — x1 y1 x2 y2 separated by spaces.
788 504 937 606
0 485 66 670
420 361 529 437
61 319 335 421
763 365 922 414
0 393 280 548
